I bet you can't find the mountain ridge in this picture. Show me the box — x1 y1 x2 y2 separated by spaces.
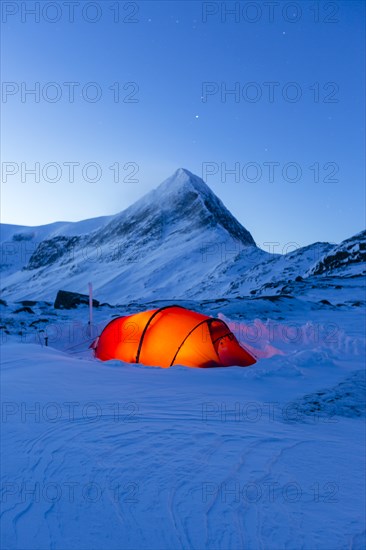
0 169 365 303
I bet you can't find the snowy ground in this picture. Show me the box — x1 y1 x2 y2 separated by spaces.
1 276 365 549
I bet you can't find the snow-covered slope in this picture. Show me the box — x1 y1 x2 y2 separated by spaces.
308 229 366 277
0 169 260 302
1 277 365 549
1 169 365 305
197 241 336 298
0 217 112 276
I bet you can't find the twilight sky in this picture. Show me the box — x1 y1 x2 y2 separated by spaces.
1 0 365 249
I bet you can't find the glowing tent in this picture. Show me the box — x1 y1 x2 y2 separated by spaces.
94 305 256 368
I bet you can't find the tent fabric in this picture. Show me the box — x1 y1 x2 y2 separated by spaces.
94 305 256 368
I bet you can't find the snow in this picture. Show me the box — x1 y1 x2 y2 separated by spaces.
1 170 364 305
1 169 365 549
1 341 365 549
308 230 366 278
0 169 256 303
1 273 365 549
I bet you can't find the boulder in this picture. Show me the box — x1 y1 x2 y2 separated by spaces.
54 290 99 310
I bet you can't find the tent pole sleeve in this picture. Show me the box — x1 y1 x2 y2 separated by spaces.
135 304 186 363
170 319 212 367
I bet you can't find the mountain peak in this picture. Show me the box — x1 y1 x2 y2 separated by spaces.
174 167 195 178
148 168 256 247
105 168 256 249
157 167 210 196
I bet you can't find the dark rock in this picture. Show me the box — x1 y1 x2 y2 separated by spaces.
319 299 331 306
25 236 80 270
54 290 100 310
295 276 303 282
0 299 7 306
29 319 49 327
13 306 35 314
311 230 366 275
256 294 294 302
12 232 35 241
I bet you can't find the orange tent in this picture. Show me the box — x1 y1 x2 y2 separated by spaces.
94 305 256 368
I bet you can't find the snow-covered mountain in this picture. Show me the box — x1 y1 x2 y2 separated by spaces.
0 169 260 302
0 168 365 303
1 170 366 550
308 230 366 277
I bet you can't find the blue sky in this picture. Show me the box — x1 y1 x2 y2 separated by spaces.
1 0 365 248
